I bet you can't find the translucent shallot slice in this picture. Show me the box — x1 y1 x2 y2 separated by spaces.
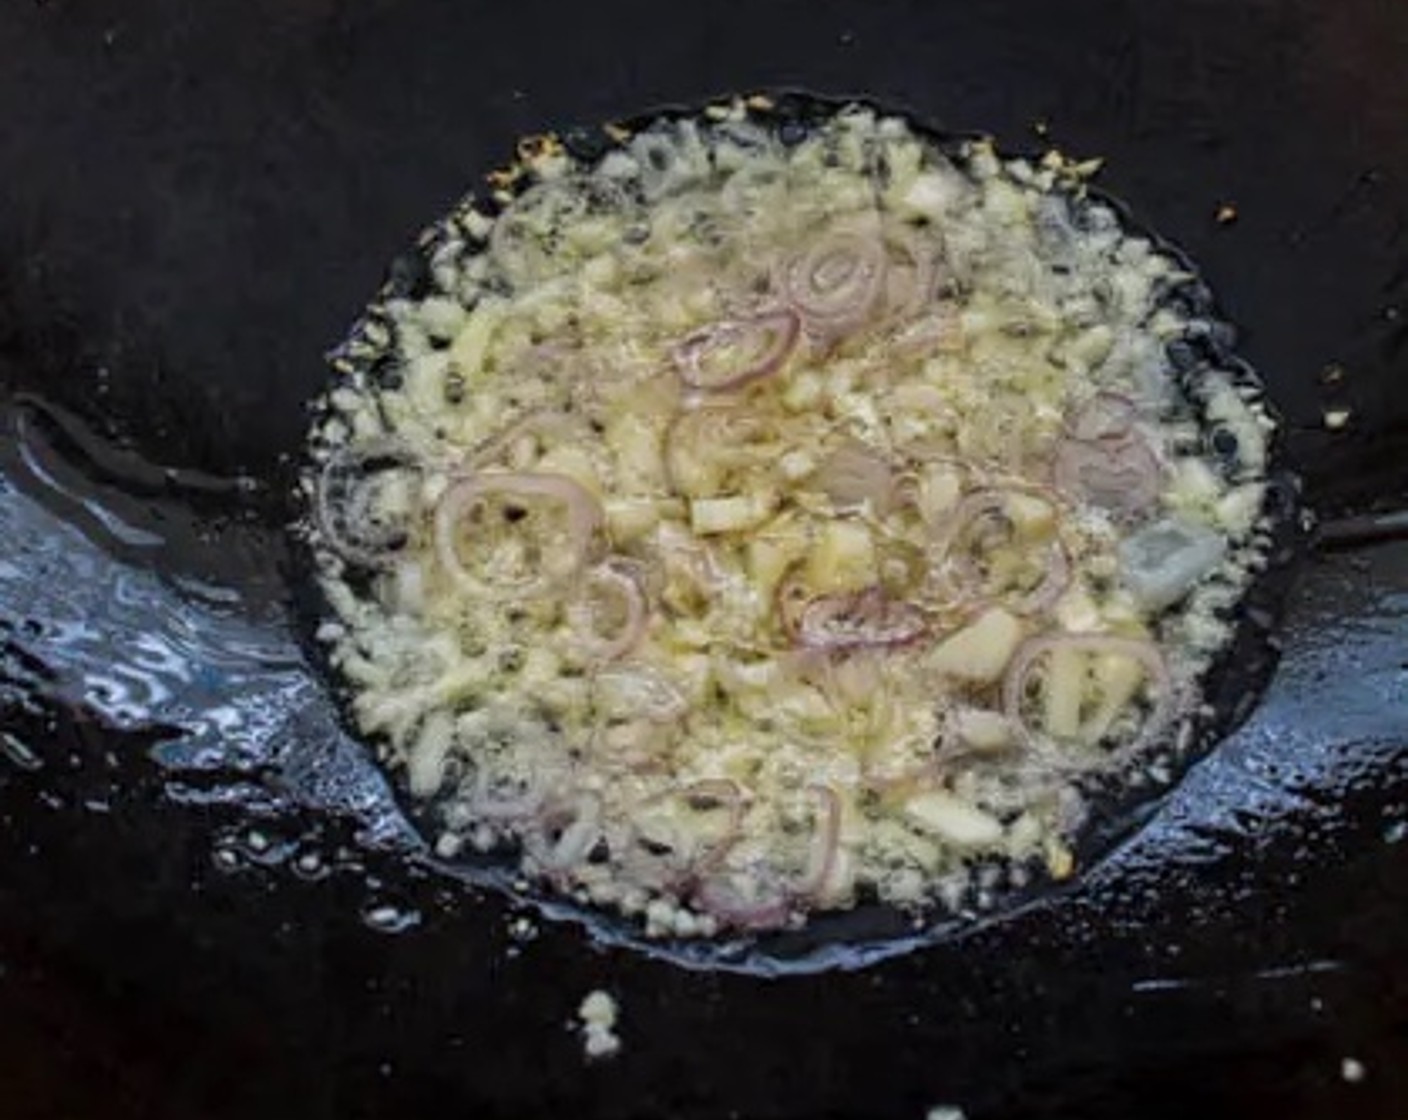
880 224 941 322
692 871 794 932
1052 437 1163 517
634 779 747 880
672 309 800 392
467 408 575 470
568 559 650 662
779 231 888 338
796 586 929 650
615 779 742 894
1054 393 1163 517
927 489 1071 615
1001 632 1176 764
433 471 603 597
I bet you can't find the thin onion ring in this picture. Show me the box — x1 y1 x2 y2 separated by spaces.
662 405 781 497
779 231 888 337
796 586 929 650
1001 632 1176 765
433 470 602 597
638 778 747 878
692 872 793 932
616 778 742 894
684 779 748 876
568 559 650 662
1052 437 1163 517
927 489 1071 615
672 309 800 392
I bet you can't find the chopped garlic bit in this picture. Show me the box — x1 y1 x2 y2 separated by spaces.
577 989 622 1060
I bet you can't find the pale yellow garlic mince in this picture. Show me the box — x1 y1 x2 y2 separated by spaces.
305 101 1274 936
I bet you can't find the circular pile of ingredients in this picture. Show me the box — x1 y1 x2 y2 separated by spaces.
302 98 1276 938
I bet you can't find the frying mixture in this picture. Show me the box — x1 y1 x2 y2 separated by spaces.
301 98 1274 936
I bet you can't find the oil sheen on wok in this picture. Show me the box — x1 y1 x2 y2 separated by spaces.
301 99 1275 938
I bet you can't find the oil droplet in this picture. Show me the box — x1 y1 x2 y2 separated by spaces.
292 850 328 880
0 732 43 772
507 914 538 943
361 901 422 934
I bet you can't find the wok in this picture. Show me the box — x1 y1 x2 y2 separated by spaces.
1 0 1406 1117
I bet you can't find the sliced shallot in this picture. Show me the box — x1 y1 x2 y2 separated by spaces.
779 231 888 337
1001 632 1176 763
643 778 747 877
1055 393 1163 517
672 309 800 392
1052 437 1162 517
796 586 929 650
433 471 602 597
663 406 781 497
568 559 650 662
467 408 574 470
927 489 1071 615
692 870 794 932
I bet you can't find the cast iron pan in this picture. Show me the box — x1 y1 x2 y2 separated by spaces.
2 1 1407 1118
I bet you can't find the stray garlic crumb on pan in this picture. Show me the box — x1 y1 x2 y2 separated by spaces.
304 97 1278 938
577 989 621 1061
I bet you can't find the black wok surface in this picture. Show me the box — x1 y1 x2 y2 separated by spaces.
2 1 1407 1118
